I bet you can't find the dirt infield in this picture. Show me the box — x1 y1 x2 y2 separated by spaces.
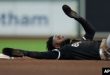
0 57 109 75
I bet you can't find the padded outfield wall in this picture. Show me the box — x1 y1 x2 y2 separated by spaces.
0 0 85 38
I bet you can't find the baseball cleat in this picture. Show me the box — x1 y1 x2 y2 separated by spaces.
62 5 80 19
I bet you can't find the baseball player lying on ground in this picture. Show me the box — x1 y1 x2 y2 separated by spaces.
2 5 110 60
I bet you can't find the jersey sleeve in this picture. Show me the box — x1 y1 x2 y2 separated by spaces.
24 49 61 59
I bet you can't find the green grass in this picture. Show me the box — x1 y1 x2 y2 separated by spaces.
0 39 47 53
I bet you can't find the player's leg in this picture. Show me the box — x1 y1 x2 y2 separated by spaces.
105 34 110 60
62 5 95 40
106 34 110 48
100 34 110 60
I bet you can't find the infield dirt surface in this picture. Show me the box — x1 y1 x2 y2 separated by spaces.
0 57 109 75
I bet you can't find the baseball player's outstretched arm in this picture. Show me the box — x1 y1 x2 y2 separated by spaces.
2 48 59 59
62 5 95 40
23 50 59 59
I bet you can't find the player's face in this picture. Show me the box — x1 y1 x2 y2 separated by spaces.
52 35 65 48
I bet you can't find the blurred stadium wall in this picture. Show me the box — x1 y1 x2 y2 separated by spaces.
0 0 109 39
0 0 85 39
86 0 110 39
